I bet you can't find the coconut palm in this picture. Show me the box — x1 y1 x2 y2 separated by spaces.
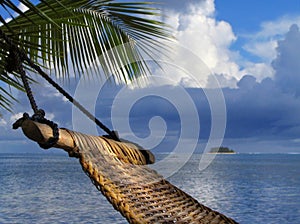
0 0 172 114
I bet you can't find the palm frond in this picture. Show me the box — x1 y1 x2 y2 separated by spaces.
0 0 173 113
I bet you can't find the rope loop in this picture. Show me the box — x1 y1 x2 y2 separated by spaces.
12 111 59 149
31 109 59 149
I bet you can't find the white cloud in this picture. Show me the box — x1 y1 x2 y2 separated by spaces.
256 16 300 39
18 3 29 13
161 1 300 87
243 16 300 62
237 16 300 83
241 62 275 81
10 113 24 123
46 112 55 121
244 40 278 61
162 0 242 87
187 0 215 17
0 119 7 126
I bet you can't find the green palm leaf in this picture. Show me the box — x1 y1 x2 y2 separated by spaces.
0 0 173 113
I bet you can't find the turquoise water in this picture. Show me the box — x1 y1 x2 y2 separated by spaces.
0 153 299 223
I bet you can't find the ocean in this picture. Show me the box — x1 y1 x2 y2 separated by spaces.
0 153 299 224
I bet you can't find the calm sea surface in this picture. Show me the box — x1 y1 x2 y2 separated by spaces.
0 153 299 224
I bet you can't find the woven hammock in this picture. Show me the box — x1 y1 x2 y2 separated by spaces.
20 120 238 224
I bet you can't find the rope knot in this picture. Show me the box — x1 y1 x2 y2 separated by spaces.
31 110 59 149
12 111 59 149
32 109 45 120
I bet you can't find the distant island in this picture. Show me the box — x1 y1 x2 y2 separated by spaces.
209 147 236 154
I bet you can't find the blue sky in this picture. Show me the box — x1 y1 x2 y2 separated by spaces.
1 0 300 154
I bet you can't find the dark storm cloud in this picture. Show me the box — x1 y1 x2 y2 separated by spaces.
273 24 300 96
2 24 300 153
223 24 300 140
97 24 300 149
224 76 300 139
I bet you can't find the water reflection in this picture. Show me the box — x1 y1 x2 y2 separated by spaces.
168 154 300 224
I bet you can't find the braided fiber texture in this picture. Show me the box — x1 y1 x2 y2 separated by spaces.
68 130 238 224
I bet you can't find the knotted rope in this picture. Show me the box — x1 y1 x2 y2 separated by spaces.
66 130 238 223
1 28 119 142
1 32 59 149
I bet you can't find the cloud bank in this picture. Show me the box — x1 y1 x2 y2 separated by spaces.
1 0 300 154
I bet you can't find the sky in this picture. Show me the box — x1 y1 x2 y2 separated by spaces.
1 0 300 154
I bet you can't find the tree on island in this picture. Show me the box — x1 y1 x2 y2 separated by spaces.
210 146 235 153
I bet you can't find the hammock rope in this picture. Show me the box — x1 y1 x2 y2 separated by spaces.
2 28 238 223
65 129 238 223
18 120 238 223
